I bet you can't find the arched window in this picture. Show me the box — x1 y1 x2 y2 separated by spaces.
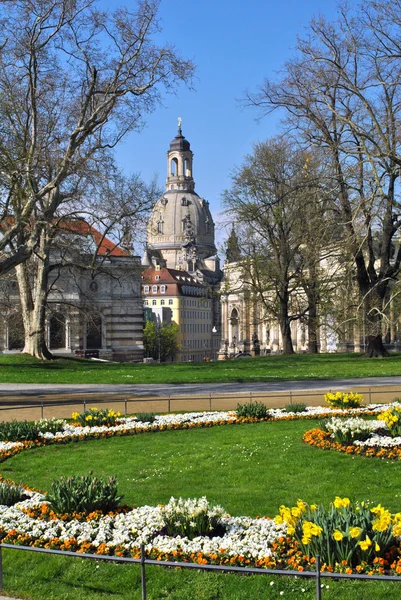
7 312 24 350
171 157 178 176
184 158 191 177
86 314 102 349
157 220 163 234
49 313 66 349
230 308 239 341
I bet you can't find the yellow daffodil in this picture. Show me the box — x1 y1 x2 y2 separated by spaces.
349 527 362 538
358 536 372 551
333 529 344 541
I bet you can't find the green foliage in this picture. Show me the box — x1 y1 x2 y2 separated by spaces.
0 482 27 506
0 420 39 442
47 473 123 515
236 401 268 419
277 498 398 569
71 408 120 427
34 418 66 434
135 413 156 423
143 321 180 362
285 403 307 413
160 496 226 540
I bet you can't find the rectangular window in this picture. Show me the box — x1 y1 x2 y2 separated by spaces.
152 299 157 306
169 299 173 305
160 299 165 306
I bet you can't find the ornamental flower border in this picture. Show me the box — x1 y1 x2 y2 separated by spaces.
0 402 399 575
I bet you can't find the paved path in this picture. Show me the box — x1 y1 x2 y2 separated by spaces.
1 376 401 397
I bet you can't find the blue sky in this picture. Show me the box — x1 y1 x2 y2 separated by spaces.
103 0 352 251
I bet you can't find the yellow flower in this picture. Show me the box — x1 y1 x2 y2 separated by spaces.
310 504 318 511
302 536 311 545
333 529 344 541
334 496 350 509
375 543 380 552
392 524 401 537
349 527 362 538
287 526 295 535
72 412 79 420
291 507 301 518
358 536 372 551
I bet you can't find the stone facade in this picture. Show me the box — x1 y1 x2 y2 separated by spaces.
0 224 144 361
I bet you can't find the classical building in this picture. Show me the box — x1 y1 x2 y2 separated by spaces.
0 222 144 361
142 121 222 360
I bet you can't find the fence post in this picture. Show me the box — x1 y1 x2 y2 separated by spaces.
141 543 147 600
290 391 293 406
369 387 372 405
41 401 44 420
168 395 171 413
250 391 252 403
125 399 128 416
83 400 86 413
315 554 321 600
209 392 212 411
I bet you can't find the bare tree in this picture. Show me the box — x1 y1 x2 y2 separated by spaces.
223 138 330 354
0 0 193 358
248 0 401 356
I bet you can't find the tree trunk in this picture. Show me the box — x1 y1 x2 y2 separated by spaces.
278 293 294 354
365 335 389 358
15 231 53 360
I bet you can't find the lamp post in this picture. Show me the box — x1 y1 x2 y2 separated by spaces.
224 339 229 359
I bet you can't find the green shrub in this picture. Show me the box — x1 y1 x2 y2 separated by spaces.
236 401 268 419
0 482 28 506
160 496 226 540
135 413 156 423
47 473 123 515
71 407 121 427
285 403 307 414
0 420 39 442
35 418 66 434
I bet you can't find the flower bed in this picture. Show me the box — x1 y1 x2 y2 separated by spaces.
303 407 401 460
0 402 399 574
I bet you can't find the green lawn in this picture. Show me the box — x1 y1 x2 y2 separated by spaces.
1 351 401 384
1 420 401 599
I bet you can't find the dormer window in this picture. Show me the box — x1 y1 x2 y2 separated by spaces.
155 275 160 281
160 285 166 294
144 285 150 293
152 285 158 293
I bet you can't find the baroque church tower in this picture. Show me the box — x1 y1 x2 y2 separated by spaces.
144 120 221 284
142 121 222 362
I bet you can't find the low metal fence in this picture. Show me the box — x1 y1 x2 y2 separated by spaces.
0 544 400 599
0 385 399 421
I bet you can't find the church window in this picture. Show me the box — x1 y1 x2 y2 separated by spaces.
181 197 188 206
152 285 158 293
144 285 149 293
171 157 178 176
184 158 191 176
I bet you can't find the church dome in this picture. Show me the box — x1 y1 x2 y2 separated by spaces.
169 131 191 152
147 190 216 260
